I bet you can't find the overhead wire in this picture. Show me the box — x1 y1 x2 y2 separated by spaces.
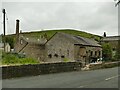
5 11 12 35
2 9 41 34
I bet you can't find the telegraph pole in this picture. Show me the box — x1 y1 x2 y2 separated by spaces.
2 9 6 52
114 0 120 59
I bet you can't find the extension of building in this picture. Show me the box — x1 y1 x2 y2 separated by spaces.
102 35 120 58
14 20 102 66
102 36 120 50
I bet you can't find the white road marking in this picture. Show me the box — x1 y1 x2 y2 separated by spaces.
78 74 120 88
105 75 120 81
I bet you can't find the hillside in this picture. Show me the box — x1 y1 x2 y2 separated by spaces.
1 29 102 48
19 29 102 41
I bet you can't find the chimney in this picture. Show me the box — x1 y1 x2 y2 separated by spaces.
16 19 20 42
103 32 106 37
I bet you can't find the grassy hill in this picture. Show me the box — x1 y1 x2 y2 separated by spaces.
1 29 102 48
20 29 102 41
1 29 103 65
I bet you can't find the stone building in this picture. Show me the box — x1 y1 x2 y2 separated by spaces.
14 20 102 65
45 33 102 65
14 32 102 65
102 36 120 50
102 36 120 58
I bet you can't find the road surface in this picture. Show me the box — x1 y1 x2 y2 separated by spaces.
2 67 119 88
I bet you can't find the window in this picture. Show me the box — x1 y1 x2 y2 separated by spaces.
90 51 93 56
61 55 65 58
95 51 97 56
48 54 52 58
54 54 58 57
113 48 115 51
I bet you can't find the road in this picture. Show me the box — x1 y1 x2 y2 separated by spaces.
2 67 119 88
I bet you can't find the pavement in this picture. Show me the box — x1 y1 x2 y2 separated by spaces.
2 67 119 88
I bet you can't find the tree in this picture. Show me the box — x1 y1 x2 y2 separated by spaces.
5 36 15 49
102 43 112 61
114 40 120 60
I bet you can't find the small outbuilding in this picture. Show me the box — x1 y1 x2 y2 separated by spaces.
0 43 11 53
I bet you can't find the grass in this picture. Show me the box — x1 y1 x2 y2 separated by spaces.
2 52 39 65
22 29 102 41
5 29 102 42
1 29 102 50
63 58 70 62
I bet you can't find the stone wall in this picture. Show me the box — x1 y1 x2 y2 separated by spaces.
2 62 82 79
89 61 120 70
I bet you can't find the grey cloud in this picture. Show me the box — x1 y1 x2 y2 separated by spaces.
2 2 118 36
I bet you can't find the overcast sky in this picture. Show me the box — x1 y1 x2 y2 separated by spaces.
1 0 118 36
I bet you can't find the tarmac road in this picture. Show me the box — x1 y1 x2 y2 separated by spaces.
2 67 119 88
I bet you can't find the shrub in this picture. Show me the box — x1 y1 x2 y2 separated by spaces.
102 43 112 61
2 53 19 64
2 52 39 65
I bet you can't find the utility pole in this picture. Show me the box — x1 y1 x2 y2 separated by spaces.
2 9 6 52
114 0 120 59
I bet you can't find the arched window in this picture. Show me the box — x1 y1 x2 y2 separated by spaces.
48 54 52 58
90 51 93 56
95 51 97 56
54 54 58 57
